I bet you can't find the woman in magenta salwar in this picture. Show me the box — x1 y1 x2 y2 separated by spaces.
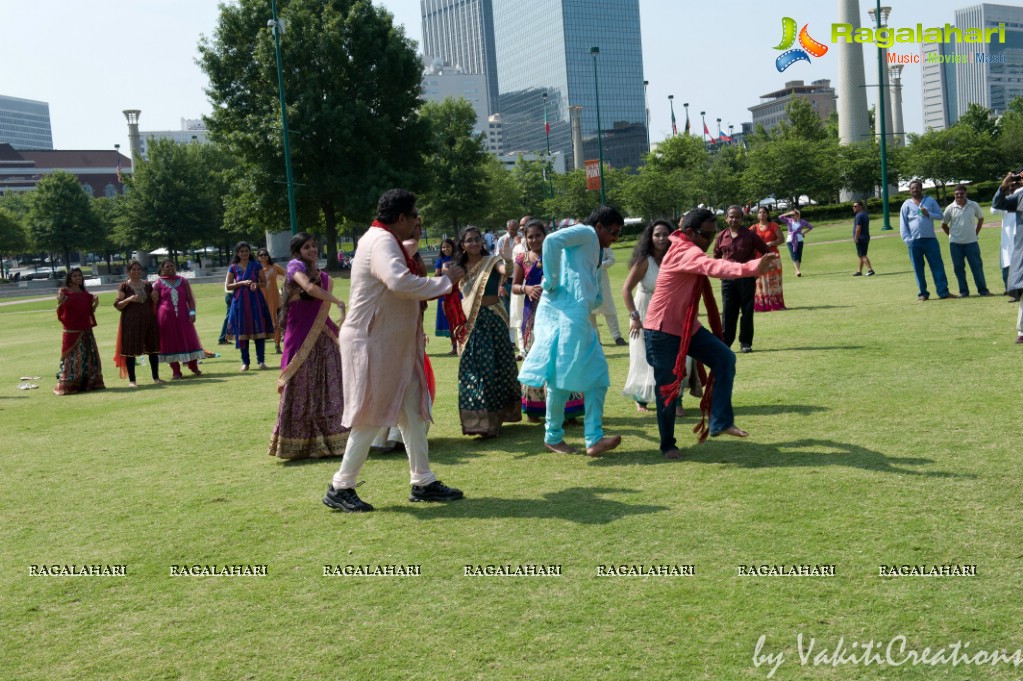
154 260 204 378
268 232 349 460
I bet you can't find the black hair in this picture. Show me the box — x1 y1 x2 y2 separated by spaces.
231 241 252 264
756 206 771 219
289 232 316 266
256 247 274 265
681 208 716 233
585 205 625 230
64 267 86 291
455 225 489 268
375 189 417 224
440 238 456 255
630 219 675 267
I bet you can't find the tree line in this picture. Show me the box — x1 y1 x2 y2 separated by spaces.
3 0 1021 275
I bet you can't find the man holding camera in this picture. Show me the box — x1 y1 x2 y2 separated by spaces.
900 179 953 301
991 172 1023 343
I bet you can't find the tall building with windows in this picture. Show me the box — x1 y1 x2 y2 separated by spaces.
138 118 210 159
421 57 490 138
0 95 53 150
921 4 1023 131
421 0 499 115
492 0 647 171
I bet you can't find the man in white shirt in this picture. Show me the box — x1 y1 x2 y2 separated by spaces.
590 246 626 345
495 219 519 315
941 184 989 297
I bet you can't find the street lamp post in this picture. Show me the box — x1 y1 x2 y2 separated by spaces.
590 46 606 205
270 0 298 234
668 95 676 136
870 2 893 230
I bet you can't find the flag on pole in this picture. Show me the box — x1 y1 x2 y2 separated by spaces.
684 111 690 135
703 121 711 138
719 132 733 143
115 156 122 184
671 108 677 136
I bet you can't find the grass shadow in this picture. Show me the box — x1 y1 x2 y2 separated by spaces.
385 486 668 524
748 345 864 352
587 436 967 478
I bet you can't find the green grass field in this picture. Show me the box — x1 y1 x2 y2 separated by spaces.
2 222 1022 680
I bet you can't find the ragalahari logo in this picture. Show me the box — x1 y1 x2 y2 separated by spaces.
773 17 828 72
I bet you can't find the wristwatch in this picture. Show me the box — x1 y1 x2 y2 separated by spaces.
629 310 640 321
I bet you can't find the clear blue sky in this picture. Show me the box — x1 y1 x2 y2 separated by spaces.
1 0 1009 153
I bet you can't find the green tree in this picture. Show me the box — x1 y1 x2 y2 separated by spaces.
702 144 747 209
955 103 998 138
92 196 126 269
117 138 219 259
0 207 29 277
199 0 430 267
512 157 548 218
839 140 901 199
28 171 101 268
419 98 490 231
998 97 1023 171
905 126 998 201
479 156 522 230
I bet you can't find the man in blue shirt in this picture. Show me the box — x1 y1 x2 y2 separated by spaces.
900 179 952 301
851 201 875 276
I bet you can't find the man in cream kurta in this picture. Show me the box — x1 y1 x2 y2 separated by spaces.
324 189 465 513
518 205 625 457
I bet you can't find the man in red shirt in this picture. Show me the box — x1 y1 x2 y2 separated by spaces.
714 206 769 353
644 208 779 459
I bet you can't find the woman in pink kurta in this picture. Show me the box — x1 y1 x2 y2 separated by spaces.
154 260 204 379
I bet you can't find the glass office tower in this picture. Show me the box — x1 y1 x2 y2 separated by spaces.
0 95 53 150
492 0 647 171
422 0 500 116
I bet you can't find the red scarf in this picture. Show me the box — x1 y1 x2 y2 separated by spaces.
658 275 723 443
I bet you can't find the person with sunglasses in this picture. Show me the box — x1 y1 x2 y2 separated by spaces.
518 205 625 458
643 208 780 459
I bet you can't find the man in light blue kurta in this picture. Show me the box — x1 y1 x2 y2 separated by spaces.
518 206 624 457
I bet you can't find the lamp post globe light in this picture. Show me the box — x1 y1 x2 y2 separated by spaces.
270 0 299 235
590 46 606 205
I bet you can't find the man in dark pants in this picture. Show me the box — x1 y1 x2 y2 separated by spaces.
714 206 769 353
644 208 780 459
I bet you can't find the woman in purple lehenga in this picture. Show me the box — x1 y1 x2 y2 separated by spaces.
268 232 350 460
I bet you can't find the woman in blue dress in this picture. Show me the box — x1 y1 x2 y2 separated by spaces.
433 238 458 355
225 241 275 371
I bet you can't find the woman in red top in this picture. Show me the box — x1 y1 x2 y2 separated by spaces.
54 268 105 395
752 207 786 311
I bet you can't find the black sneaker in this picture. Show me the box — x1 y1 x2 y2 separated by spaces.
865 270 875 276
852 272 862 276
740 345 752 354
323 485 374 512
614 337 628 346
409 480 464 503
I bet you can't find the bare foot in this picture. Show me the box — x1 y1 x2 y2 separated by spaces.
586 435 622 457
635 404 651 412
675 407 685 418
663 448 682 460
544 441 578 454
711 425 749 438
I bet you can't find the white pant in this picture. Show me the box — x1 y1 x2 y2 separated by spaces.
1017 299 1023 335
332 381 437 489
509 293 524 352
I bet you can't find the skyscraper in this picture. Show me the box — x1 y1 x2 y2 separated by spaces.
0 95 53 150
953 4 1023 116
421 0 500 115
921 3 1023 131
492 0 647 171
